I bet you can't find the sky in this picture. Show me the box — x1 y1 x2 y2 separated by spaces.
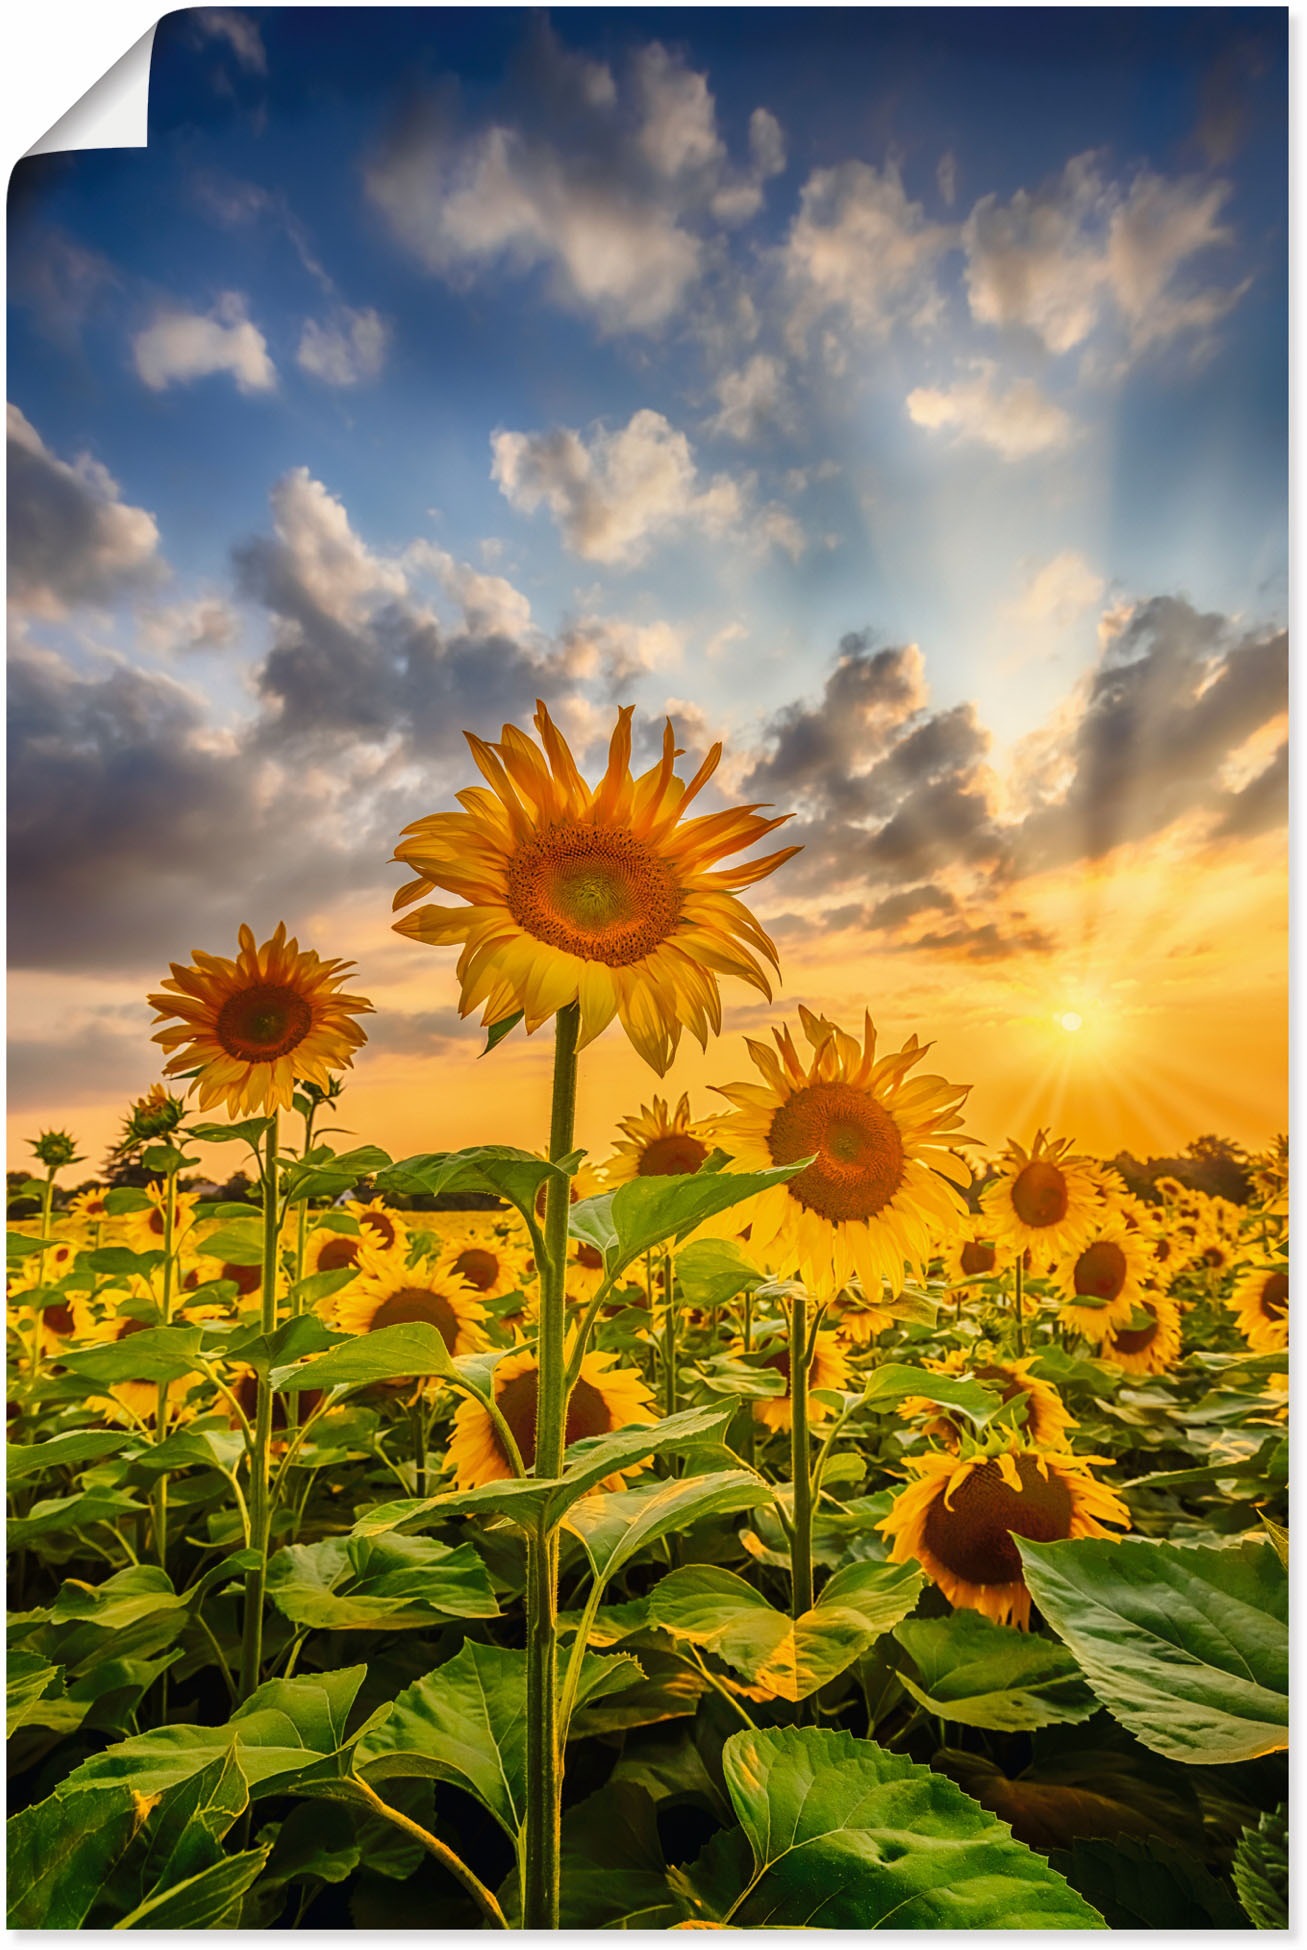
6 5 1289 1180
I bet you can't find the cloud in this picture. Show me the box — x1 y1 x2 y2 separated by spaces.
9 228 118 345
296 306 389 386
709 353 791 442
906 360 1076 459
194 9 267 75
491 408 744 565
138 597 239 655
8 1012 152 1111
936 152 958 208
742 634 928 811
7 404 160 618
783 161 954 349
557 610 685 694
409 543 535 640
866 883 958 931
133 293 276 394
1007 550 1106 626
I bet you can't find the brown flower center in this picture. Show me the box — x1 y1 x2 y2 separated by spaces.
1201 1245 1227 1269
233 1372 322 1431
961 1241 997 1276
768 1082 906 1222
315 1234 361 1273
1110 1302 1159 1356
359 1209 399 1248
494 1370 614 1470
1011 1160 1069 1229
505 824 681 967
1073 1239 1127 1301
43 1302 75 1337
574 1242 605 1271
1261 1272 1288 1319
922 1455 1074 1586
453 1247 501 1292
638 1133 709 1176
371 1285 460 1350
221 1260 262 1297
216 983 314 1062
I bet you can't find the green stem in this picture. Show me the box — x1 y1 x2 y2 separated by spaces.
522 1001 580 1934
240 1111 280 1702
1014 1255 1026 1358
661 1251 677 1422
411 1394 428 1499
789 1293 814 1623
31 1167 56 1393
349 1776 508 1929
153 1161 179 1570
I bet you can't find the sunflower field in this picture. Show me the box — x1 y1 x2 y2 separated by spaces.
6 704 1289 1932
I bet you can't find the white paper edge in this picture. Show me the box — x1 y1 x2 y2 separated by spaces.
25 23 156 158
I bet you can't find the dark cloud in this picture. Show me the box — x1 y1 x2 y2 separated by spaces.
908 920 1056 962
364 1006 473 1055
1211 741 1288 842
7 403 160 615
865 884 958 930
743 632 925 810
7 1014 149 1111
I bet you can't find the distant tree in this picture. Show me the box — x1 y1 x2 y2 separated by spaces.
1109 1135 1252 1205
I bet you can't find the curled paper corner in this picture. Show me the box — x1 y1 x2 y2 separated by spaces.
26 24 157 158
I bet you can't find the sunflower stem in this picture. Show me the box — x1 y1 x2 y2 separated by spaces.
1014 1255 1026 1357
411 1393 428 1499
523 1000 580 1932
30 1166 56 1394
789 1291 815 1623
240 1110 280 1703
661 1251 678 1424
152 1157 179 1571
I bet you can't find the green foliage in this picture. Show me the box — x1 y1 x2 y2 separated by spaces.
1232 1803 1289 1929
1050 1835 1244 1928
892 1609 1098 1730
266 1534 499 1630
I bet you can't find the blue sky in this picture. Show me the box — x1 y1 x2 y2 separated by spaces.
7 6 1289 1158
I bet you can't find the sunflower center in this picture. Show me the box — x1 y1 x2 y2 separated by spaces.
1261 1272 1288 1319
505 824 681 967
1073 1240 1127 1300
44 1302 75 1337
371 1285 460 1350
639 1133 709 1176
360 1210 399 1248
1011 1161 1069 1229
216 983 314 1062
574 1243 605 1271
961 1241 997 1276
1201 1245 1226 1268
316 1234 361 1273
922 1455 1074 1586
1110 1302 1159 1356
494 1372 613 1470
767 1081 906 1222
222 1260 262 1297
453 1247 500 1292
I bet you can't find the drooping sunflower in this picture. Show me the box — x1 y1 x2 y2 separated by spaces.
1229 1262 1289 1355
391 702 800 1075
982 1131 1105 1274
711 1007 970 1298
898 1351 1076 1450
1054 1222 1154 1339
446 1345 655 1488
747 1329 850 1430
1094 1291 1183 1376
149 923 373 1115
606 1094 716 1183
331 1248 487 1356
879 1439 1129 1628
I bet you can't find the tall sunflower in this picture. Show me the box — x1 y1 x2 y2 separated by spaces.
898 1351 1076 1449
1054 1221 1153 1339
391 702 799 1075
982 1131 1104 1273
1229 1262 1288 1355
711 1006 970 1298
149 923 372 1116
446 1345 655 1488
331 1248 487 1356
1094 1291 1183 1375
606 1093 716 1182
746 1329 850 1431
879 1438 1129 1628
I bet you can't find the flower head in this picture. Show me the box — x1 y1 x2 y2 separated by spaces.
1229 1262 1288 1355
606 1093 716 1183
331 1247 487 1357
29 1128 81 1172
446 1344 655 1487
982 1131 1105 1273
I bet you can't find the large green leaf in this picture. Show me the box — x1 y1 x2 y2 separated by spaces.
281 1145 393 1204
10 1487 146 1545
49 1564 187 1634
648 1559 923 1702
57 1325 203 1384
374 1144 570 1226
265 1534 498 1630
116 1848 272 1928
682 1726 1104 1927
8 1784 154 1927
1050 1836 1244 1929
860 1362 1004 1425
576 1161 802 1274
7 1429 126 1479
1232 1803 1289 1929
672 1238 763 1309
564 1469 772 1587
1019 1535 1289 1763
892 1610 1097 1731
270 1321 456 1391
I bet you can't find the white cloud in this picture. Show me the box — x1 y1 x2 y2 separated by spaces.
709 352 790 442
937 151 958 208
635 42 724 178
1008 550 1106 626
783 161 955 348
560 611 686 686
906 359 1076 460
491 408 744 565
296 306 389 386
749 109 786 182
262 467 407 623
755 503 808 562
195 8 267 74
139 597 239 654
409 543 534 640
7 404 160 617
133 293 276 394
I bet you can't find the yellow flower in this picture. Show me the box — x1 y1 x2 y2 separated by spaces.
438 1216 530 1303
1055 1221 1154 1339
711 1007 970 1298
898 1352 1076 1449
125 1182 199 1255
304 1221 369 1280
879 1439 1129 1628
982 1131 1104 1273
391 701 799 1075
1093 1291 1183 1375
344 1196 408 1257
1195 1237 1239 1278
1229 1263 1288 1355
606 1094 716 1183
1154 1175 1187 1201
942 1223 1006 1288
68 1187 113 1230
748 1329 849 1430
330 1247 487 1356
150 922 372 1115
446 1345 655 1487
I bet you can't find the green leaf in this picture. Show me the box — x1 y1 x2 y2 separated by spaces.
7 1228 53 1259
8 1651 64 1735
1232 1803 1289 1929
508 1783 684 1928
105 1188 153 1214
265 1534 499 1630
7 1429 127 1479
481 1010 524 1055
672 1238 763 1309
684 1726 1104 1927
10 1487 146 1545
85 1246 165 1279
648 1558 923 1702
190 1118 272 1147
860 1361 1004 1425
585 1161 803 1274
373 1144 567 1226
1049 1835 1244 1929
59 1325 203 1384
892 1610 1097 1731
564 1469 772 1588
221 1312 340 1377
8 1784 151 1927
140 1142 196 1176
281 1145 392 1204
194 1224 264 1265
1019 1535 1289 1763
115 1848 271 1928
936 1734 1202 1855
50 1565 187 1633
270 1321 455 1391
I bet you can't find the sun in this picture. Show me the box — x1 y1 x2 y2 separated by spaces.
1058 1011 1083 1033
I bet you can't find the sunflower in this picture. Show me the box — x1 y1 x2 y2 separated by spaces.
879 1438 1129 1628
1094 1291 1183 1376
126 1183 199 1256
1197 1237 1239 1278
711 1007 970 1299
188 1237 264 1303
331 1248 487 1356
438 1216 529 1303
11 1290 94 1358
446 1345 655 1488
607 1094 716 1183
391 701 799 1075
84 1312 202 1428
942 1223 1005 1288
304 1221 368 1280
898 1351 1076 1449
347 1196 408 1257
1229 1263 1289 1355
982 1131 1104 1274
1154 1175 1187 1202
1055 1222 1154 1339
1143 1223 1184 1278
826 1289 895 1345
68 1187 113 1231
747 1329 849 1430
149 923 373 1116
